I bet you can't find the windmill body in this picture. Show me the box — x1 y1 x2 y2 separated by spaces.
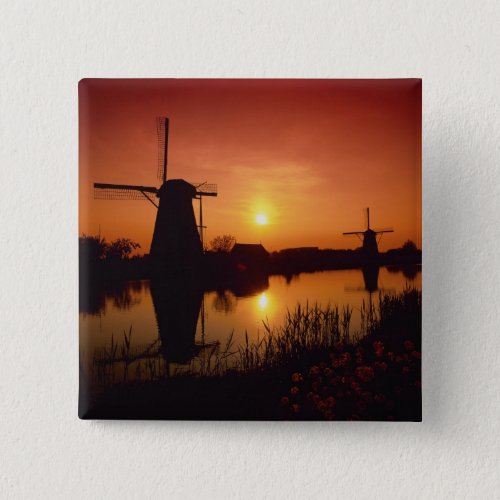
93 117 217 265
343 208 393 260
150 179 202 261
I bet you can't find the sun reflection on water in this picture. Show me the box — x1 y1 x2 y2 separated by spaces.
257 292 269 310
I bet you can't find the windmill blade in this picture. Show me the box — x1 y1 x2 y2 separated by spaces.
192 182 218 197
375 228 394 233
343 231 364 235
156 117 169 183
94 183 158 203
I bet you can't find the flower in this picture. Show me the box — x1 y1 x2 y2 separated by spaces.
317 401 327 412
403 340 415 351
355 366 375 382
324 410 334 420
373 340 384 358
290 386 300 396
323 367 333 378
309 366 320 377
280 396 289 407
291 404 300 413
361 391 373 402
291 372 303 382
339 352 351 366
325 396 336 408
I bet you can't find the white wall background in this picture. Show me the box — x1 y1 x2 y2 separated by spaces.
1 1 499 498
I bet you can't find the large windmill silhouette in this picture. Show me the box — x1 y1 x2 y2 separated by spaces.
94 117 217 261
343 208 393 258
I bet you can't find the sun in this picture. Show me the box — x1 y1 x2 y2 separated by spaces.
255 213 268 225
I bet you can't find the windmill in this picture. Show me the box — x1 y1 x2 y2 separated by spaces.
94 117 217 262
342 208 393 258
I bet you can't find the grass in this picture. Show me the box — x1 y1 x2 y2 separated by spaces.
80 287 421 420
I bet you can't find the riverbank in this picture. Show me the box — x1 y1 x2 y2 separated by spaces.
80 288 421 420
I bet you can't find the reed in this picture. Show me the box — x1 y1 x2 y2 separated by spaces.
88 287 420 386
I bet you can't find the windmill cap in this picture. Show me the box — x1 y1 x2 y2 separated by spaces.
158 179 197 198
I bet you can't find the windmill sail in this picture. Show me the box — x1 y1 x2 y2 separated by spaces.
157 117 169 183
192 183 218 197
94 183 158 204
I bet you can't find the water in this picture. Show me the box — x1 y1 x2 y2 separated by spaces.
80 266 421 375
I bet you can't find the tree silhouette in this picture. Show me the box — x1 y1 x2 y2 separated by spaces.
79 234 141 261
209 234 236 253
401 240 418 253
106 238 141 260
79 234 107 262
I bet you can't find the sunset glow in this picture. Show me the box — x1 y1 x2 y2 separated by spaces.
79 79 421 254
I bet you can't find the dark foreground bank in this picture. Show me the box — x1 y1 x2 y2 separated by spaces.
80 288 421 421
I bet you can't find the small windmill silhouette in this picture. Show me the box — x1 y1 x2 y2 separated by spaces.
342 208 393 258
94 117 217 260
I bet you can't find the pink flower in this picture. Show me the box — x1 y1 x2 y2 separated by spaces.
291 372 303 382
290 386 300 396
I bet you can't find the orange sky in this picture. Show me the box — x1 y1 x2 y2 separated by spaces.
79 79 421 254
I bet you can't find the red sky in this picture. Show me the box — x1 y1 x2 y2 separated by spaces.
79 79 421 254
